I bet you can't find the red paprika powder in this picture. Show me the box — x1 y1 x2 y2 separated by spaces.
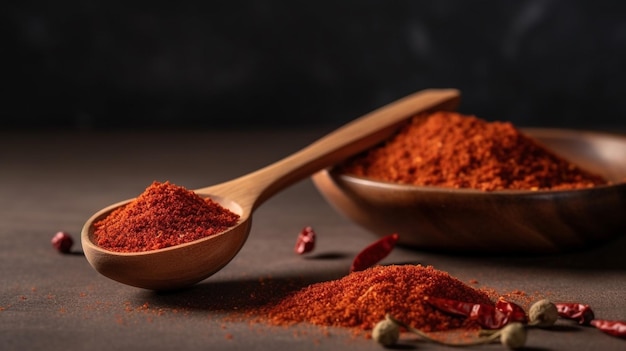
339 111 608 191
256 264 492 331
93 181 240 252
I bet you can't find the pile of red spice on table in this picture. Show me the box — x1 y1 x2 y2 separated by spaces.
242 263 625 347
339 111 609 191
256 264 489 331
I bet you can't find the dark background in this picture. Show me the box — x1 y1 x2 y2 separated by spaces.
3 0 626 131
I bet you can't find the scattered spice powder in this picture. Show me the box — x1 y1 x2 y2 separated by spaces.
255 265 492 332
93 181 240 252
339 111 608 191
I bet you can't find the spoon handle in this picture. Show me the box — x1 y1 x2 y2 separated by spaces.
198 88 460 210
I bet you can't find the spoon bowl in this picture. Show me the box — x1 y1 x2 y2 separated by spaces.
82 88 460 290
312 128 626 253
82 195 251 290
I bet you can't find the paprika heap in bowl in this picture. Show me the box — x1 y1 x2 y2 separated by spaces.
312 111 626 253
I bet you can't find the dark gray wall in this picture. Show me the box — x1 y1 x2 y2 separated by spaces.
4 0 626 130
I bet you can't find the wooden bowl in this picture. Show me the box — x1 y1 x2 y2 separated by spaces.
311 128 626 253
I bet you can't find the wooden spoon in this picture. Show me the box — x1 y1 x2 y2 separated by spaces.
81 88 460 290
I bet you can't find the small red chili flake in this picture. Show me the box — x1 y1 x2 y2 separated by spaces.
555 302 595 325
495 298 528 324
350 233 399 272
590 319 626 338
294 226 316 255
51 231 74 253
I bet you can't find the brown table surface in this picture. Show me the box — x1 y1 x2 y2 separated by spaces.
1 129 625 351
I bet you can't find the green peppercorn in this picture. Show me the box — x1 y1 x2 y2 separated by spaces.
372 317 400 346
500 322 527 349
528 299 559 327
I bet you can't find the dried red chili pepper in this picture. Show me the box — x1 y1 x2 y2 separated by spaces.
425 296 477 317
426 297 527 329
294 226 316 255
51 231 74 254
555 303 595 325
590 319 626 338
350 233 398 272
496 298 528 324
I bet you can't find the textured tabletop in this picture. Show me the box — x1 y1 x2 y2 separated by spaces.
1 129 624 350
